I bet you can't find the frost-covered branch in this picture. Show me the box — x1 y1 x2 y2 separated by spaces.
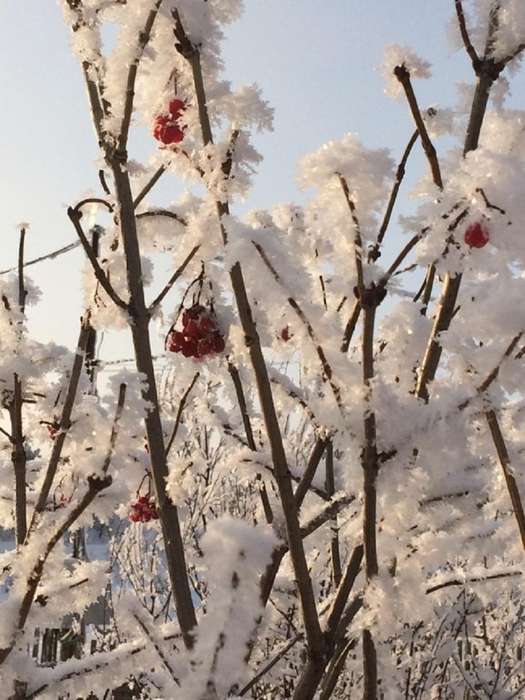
68 203 128 311
28 316 92 532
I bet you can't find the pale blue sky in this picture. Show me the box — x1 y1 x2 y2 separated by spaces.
1 2 522 360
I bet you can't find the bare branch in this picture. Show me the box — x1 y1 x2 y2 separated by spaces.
133 165 167 208
324 544 364 644
426 569 521 594
455 0 482 71
136 209 188 226
341 300 361 353
485 409 525 551
239 634 304 696
149 246 200 313
373 129 419 257
0 241 81 276
294 437 328 509
393 64 444 190
165 372 200 457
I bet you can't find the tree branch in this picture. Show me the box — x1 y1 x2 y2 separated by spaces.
27 316 92 535
148 245 200 313
133 165 167 209
393 64 443 190
165 372 200 458
455 0 482 72
372 129 419 257
338 174 365 292
68 205 128 311
118 0 163 153
485 409 525 551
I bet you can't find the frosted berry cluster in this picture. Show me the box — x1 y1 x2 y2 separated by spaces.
153 99 186 145
129 495 159 523
167 304 225 359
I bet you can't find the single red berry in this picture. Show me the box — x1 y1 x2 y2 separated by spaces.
211 332 225 353
183 304 205 325
199 315 217 334
183 318 203 340
181 338 198 358
167 330 185 353
464 222 490 249
198 337 214 357
280 326 292 342
169 99 186 118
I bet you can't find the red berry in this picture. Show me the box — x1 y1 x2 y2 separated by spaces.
167 330 185 353
130 495 159 523
211 332 225 353
183 318 203 339
153 104 185 145
199 315 217 334
181 339 198 358
464 222 490 249
198 337 214 357
169 99 186 118
280 326 292 342
183 304 205 325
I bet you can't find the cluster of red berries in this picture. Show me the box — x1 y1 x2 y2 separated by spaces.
153 99 186 145
167 304 225 360
464 221 490 249
129 495 159 523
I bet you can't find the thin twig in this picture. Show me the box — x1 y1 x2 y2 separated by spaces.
485 409 525 551
426 569 521 594
118 0 163 152
341 300 361 353
136 209 187 226
131 611 180 686
68 206 128 310
27 317 92 534
375 129 419 253
0 241 81 276
294 437 328 509
239 634 304 696
455 0 481 71
149 246 200 312
338 174 364 292
393 64 443 190
165 372 200 458
134 165 167 209
252 240 344 415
